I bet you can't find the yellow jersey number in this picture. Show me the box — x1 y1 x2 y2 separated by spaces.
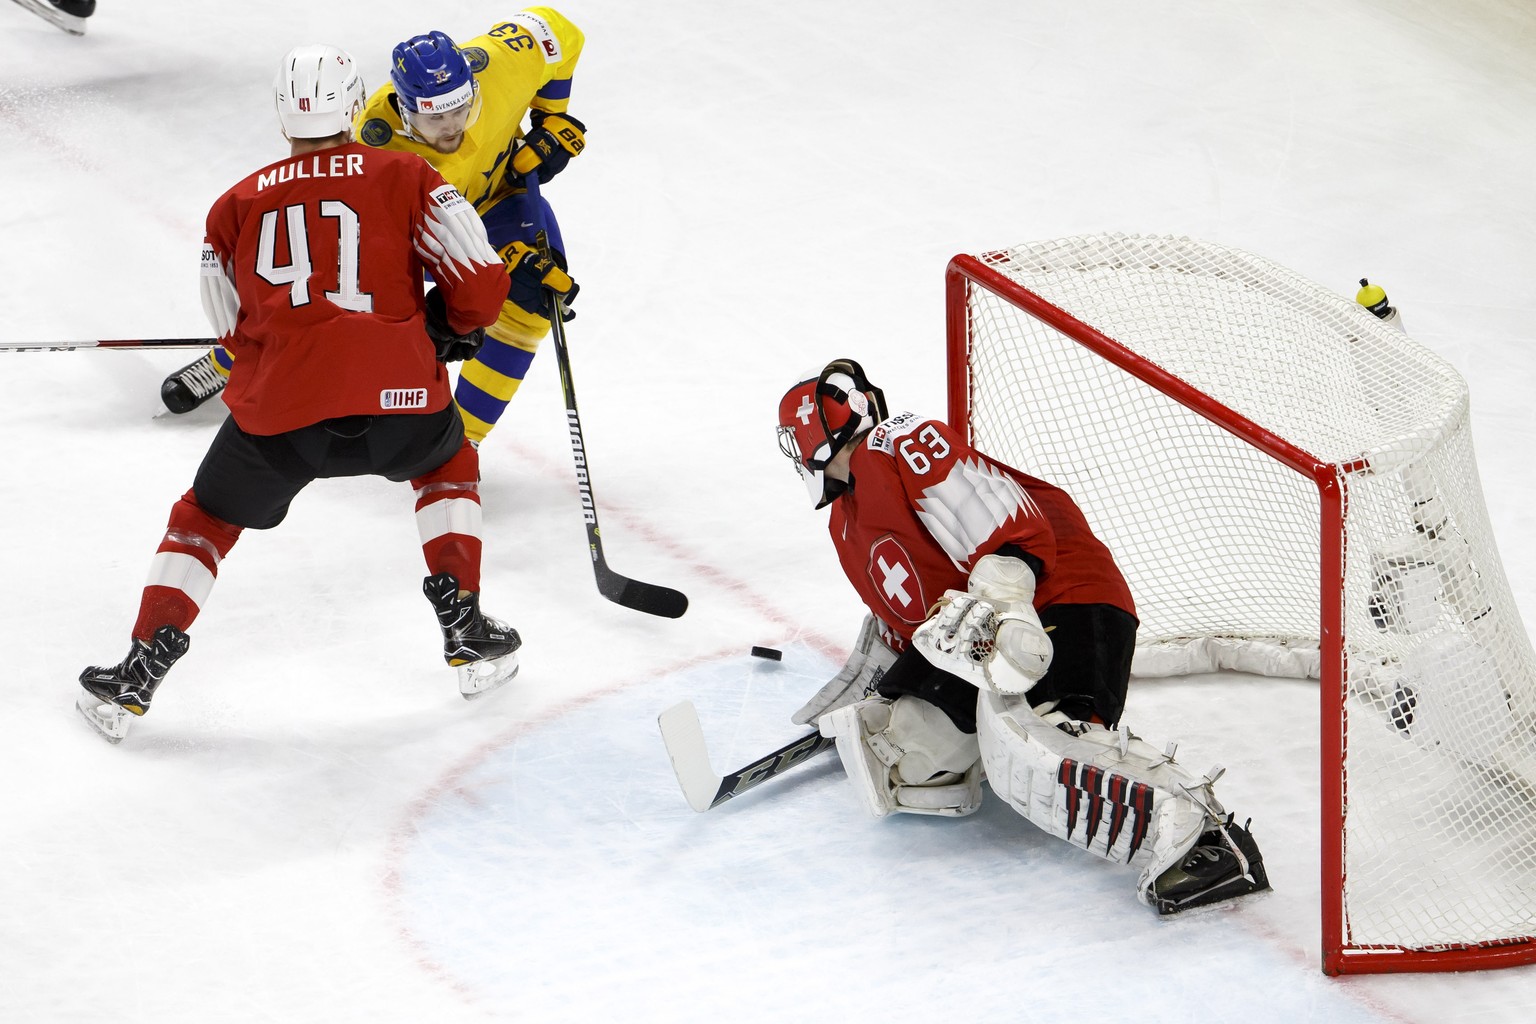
487 22 539 53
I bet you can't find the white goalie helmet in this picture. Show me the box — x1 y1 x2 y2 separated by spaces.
777 359 889 509
274 44 366 140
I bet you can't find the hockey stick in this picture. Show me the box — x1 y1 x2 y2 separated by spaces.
658 700 836 811
1 338 215 352
524 171 688 618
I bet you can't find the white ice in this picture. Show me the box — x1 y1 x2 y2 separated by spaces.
3 1 1536 1021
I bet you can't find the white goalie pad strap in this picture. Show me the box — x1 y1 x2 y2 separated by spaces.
791 614 898 726
975 688 1221 887
820 697 983 818
415 495 483 543
144 551 216 609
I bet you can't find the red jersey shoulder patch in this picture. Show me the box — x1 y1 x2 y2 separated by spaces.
866 534 929 625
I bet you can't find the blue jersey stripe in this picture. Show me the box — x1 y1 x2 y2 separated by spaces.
536 78 573 101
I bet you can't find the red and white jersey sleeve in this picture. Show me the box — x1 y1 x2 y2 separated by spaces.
412 181 508 334
829 413 1134 645
199 143 509 435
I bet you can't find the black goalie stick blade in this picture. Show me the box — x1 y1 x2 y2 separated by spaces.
599 566 689 619
657 700 836 811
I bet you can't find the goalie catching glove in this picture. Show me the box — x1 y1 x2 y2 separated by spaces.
511 111 587 183
912 553 1053 694
499 241 579 322
423 286 486 363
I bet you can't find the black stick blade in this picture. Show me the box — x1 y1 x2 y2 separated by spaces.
596 566 688 618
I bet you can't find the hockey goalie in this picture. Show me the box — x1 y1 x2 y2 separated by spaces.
775 359 1270 913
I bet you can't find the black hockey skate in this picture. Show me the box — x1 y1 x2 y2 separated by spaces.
1148 815 1271 915
160 352 227 414
423 573 521 699
76 625 191 743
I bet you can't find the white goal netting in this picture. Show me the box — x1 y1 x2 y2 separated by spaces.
949 234 1536 973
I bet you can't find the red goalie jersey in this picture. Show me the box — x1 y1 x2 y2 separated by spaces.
199 143 510 435
830 413 1135 648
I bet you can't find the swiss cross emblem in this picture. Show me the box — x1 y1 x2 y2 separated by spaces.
867 536 927 624
795 394 815 426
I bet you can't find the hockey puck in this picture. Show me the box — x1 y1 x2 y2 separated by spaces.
750 646 783 661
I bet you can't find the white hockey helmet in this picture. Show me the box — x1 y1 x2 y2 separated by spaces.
777 359 888 509
274 44 366 140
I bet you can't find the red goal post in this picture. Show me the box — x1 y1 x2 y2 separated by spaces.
944 235 1536 975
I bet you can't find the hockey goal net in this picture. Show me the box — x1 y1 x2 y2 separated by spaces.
945 235 1536 975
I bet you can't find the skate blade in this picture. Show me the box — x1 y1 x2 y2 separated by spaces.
75 688 131 744
457 653 519 700
11 0 88 35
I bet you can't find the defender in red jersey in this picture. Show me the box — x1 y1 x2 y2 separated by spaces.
77 45 521 745
777 359 1270 914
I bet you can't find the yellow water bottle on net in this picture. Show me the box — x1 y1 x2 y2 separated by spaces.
1356 277 1404 331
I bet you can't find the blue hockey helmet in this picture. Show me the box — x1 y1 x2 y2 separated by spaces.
390 30 481 128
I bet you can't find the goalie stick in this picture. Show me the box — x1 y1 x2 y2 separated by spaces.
525 172 688 618
658 700 836 811
1 338 214 352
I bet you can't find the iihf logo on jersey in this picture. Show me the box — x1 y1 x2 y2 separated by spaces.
380 388 429 410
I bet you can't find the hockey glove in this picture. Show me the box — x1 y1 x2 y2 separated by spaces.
966 553 1054 693
423 287 487 363
913 555 1054 695
511 111 587 183
500 241 579 322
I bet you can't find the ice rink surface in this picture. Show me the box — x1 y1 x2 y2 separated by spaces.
3 2 1535 1021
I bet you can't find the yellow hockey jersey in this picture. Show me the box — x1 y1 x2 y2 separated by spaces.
355 8 584 211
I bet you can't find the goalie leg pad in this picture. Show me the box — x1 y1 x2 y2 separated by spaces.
820 696 983 818
791 613 898 726
975 688 1224 893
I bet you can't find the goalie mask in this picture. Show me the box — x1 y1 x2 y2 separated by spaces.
777 359 888 509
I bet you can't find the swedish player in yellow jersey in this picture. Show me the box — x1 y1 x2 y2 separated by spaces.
161 9 587 447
